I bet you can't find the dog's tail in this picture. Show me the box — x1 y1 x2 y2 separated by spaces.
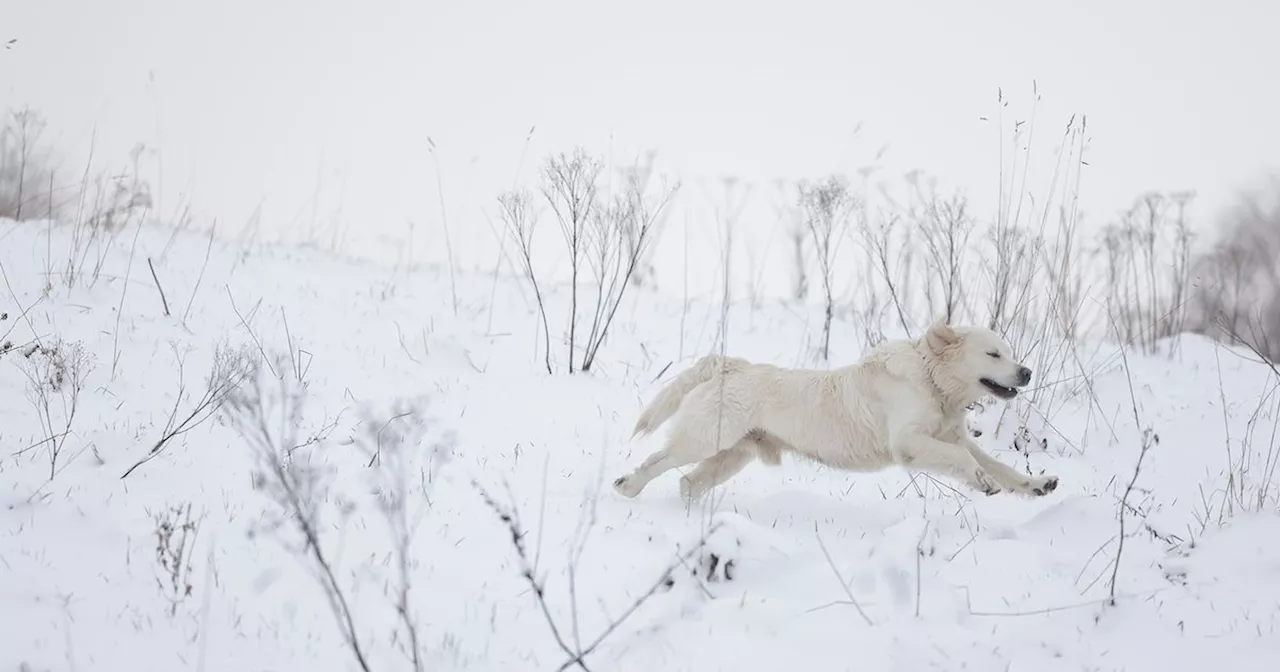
632 354 746 438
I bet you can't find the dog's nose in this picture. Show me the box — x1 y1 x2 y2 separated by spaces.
1017 366 1032 385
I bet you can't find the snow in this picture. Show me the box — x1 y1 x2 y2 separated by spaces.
3 216 1280 672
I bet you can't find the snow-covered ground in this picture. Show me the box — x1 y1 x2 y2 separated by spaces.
3 217 1279 672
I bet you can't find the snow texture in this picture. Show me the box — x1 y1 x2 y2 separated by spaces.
2 218 1279 672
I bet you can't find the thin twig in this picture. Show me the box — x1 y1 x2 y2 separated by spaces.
475 478 723 671
181 221 216 326
121 345 255 479
0 292 44 346
810 523 874 625
111 216 146 380
147 257 170 316
1105 307 1158 606
0 254 43 349
225 286 276 379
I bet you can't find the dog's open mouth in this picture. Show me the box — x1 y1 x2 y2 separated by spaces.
980 378 1019 399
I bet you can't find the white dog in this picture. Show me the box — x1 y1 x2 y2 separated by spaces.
612 322 1058 502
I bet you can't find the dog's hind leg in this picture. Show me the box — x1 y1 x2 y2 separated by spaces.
613 446 688 498
677 428 794 501
678 443 757 502
746 428 788 466
613 397 752 499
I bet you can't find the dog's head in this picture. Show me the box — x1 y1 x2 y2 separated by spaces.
923 322 1031 404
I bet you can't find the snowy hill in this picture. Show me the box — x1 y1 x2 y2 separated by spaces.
3 216 1279 672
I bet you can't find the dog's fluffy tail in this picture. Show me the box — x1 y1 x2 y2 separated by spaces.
632 354 747 438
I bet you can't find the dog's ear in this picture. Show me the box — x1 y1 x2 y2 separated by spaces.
925 321 960 355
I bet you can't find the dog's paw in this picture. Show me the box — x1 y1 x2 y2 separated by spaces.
974 470 1003 496
612 474 642 499
1029 475 1059 497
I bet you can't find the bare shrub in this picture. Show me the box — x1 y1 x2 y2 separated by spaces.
498 189 554 373
982 114 1099 436
1193 321 1280 529
65 143 153 290
1189 177 1280 360
1099 192 1196 354
476 480 724 671
228 351 453 671
0 106 55 221
771 180 809 303
860 211 915 335
1045 115 1092 345
1088 306 1162 606
798 175 858 362
984 86 1048 336
503 147 678 374
789 224 809 302
980 91 1090 348
18 338 94 480
578 161 678 371
0 105 155 291
1041 209 1088 343
120 342 256 479
356 399 454 672
226 358 374 672
1108 422 1159 605
908 179 974 324
541 149 602 374
984 222 1043 339
151 501 202 617
618 151 665 290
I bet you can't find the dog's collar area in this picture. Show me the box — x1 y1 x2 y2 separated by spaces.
916 345 975 409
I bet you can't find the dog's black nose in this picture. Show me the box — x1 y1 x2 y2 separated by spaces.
1017 366 1032 385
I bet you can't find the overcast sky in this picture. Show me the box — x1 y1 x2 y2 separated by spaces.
4 0 1278 295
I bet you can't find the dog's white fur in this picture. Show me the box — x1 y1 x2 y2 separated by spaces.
613 322 1059 502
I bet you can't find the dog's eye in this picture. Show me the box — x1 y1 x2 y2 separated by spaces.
987 352 1001 359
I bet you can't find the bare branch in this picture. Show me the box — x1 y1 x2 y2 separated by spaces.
120 342 256 479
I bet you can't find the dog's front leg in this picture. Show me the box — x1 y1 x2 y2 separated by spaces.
893 434 1002 495
959 437 1059 496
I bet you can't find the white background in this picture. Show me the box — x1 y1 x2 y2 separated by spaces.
4 0 1278 294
